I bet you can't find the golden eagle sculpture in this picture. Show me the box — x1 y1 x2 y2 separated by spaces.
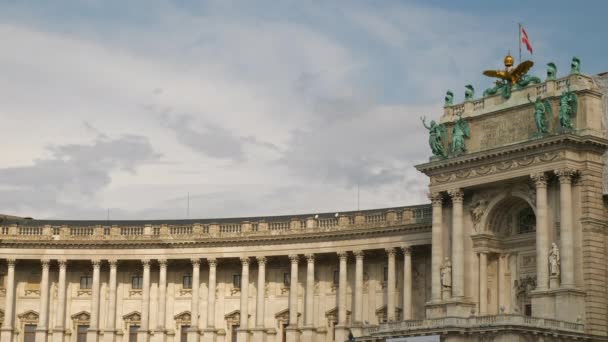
483 54 534 85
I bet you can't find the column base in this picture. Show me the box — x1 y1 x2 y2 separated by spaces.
250 328 266 342
236 328 249 342
334 325 348 342
299 326 315 342
103 330 116 342
187 328 200 342
285 326 299 342
202 328 216 342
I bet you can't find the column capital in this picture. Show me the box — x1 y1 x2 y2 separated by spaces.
428 192 443 206
207 257 217 267
108 258 118 268
401 246 412 255
531 172 548 187
385 248 397 257
447 188 464 202
190 258 201 267
288 254 299 264
6 258 16 266
240 257 250 266
555 168 578 183
337 251 348 260
57 259 67 268
353 250 364 259
91 259 102 268
41 258 51 268
142 259 151 267
256 256 267 265
305 254 315 263
158 258 168 267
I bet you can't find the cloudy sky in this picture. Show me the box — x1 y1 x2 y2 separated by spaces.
1 0 606 220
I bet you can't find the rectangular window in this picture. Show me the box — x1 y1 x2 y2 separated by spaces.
80 275 93 289
383 266 388 282
283 272 290 287
24 324 37 342
233 274 241 288
333 270 339 286
180 325 190 342
231 324 239 342
77 325 89 342
129 325 139 342
132 275 143 289
183 274 192 289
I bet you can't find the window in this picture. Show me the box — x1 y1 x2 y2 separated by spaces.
518 207 536 234
180 325 190 342
333 270 339 286
129 325 139 342
383 266 389 282
231 324 239 342
282 322 288 342
80 275 93 289
232 274 241 288
183 274 192 289
131 275 143 290
525 304 532 317
77 325 89 342
24 325 37 342
283 272 290 287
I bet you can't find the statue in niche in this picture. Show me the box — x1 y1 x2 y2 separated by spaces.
559 80 578 131
421 116 447 158
469 194 490 232
440 257 452 289
570 57 581 74
546 62 557 81
444 90 454 106
464 84 475 101
549 242 561 277
450 113 470 156
527 94 552 135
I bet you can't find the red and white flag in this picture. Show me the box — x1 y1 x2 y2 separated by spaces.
521 26 533 54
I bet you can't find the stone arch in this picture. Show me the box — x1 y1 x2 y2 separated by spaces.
478 189 536 236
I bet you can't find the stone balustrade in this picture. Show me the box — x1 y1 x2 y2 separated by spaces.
359 314 585 340
0 205 431 241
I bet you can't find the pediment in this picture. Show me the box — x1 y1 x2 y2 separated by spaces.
123 311 141 322
275 309 300 320
224 310 240 320
174 311 191 322
18 310 39 322
71 311 91 322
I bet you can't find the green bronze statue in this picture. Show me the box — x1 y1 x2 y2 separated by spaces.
570 57 581 74
559 81 578 131
450 113 470 155
527 94 552 135
464 85 475 101
421 116 447 158
444 90 454 106
547 62 557 81
483 80 512 99
515 74 541 89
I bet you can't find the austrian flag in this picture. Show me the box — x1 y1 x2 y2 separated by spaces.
521 26 533 54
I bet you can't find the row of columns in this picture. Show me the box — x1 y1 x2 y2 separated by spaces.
0 249 417 342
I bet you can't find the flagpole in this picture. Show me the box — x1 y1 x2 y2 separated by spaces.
518 22 522 63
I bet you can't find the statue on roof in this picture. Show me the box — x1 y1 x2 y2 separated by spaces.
464 85 475 101
450 113 470 156
527 94 552 135
547 62 557 81
482 53 539 99
421 116 447 158
444 90 454 106
570 57 581 74
559 80 578 131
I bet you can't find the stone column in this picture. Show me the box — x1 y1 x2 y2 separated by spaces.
0 259 15 342
253 256 266 342
498 254 506 313
237 257 250 342
104 259 118 342
286 255 299 342
189 258 201 342
157 259 168 339
430 193 443 301
402 247 412 321
36 259 51 342
556 168 576 288
52 259 67 342
203 258 217 342
353 251 364 325
335 252 348 342
386 248 397 322
301 254 315 342
531 173 549 290
139 259 151 342
478 252 488 315
448 189 464 298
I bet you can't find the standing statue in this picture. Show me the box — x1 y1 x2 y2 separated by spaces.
444 90 454 106
464 84 475 101
570 57 581 74
421 116 447 158
440 257 452 288
527 94 552 134
559 81 578 131
547 62 557 81
549 242 561 276
451 113 470 155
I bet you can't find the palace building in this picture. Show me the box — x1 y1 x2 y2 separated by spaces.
1 57 608 342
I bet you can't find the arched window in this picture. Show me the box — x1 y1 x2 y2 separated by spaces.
518 207 536 234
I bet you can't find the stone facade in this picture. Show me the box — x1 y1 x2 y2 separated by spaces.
2 70 608 342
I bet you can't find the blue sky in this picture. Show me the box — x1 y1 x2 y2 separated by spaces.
0 0 606 219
